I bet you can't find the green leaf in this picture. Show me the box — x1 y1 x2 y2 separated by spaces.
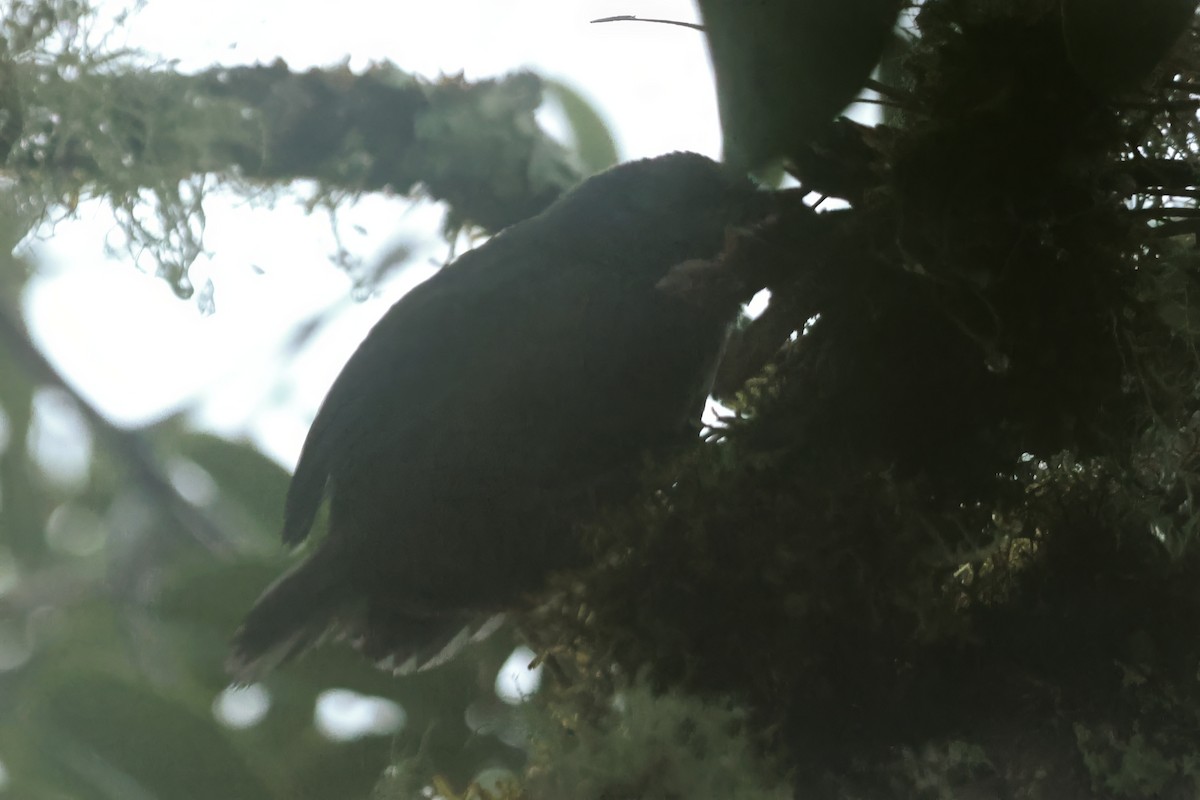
35 674 270 800
541 79 619 175
174 431 292 549
698 0 900 170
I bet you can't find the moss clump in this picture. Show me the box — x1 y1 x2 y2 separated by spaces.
525 1 1200 796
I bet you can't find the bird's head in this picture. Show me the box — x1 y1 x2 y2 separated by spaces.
534 152 768 274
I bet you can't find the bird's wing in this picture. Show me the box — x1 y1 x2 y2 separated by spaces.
281 253 500 545
282 231 724 546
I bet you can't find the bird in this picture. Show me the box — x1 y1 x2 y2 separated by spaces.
228 152 767 681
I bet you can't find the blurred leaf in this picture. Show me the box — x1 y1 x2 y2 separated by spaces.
698 0 900 170
160 559 285 630
173 431 292 549
0 307 49 564
36 674 270 800
541 79 619 175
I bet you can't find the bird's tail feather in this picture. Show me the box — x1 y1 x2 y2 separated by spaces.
228 542 509 680
227 541 357 683
364 611 508 675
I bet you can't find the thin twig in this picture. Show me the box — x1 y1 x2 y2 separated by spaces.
1148 219 1200 238
590 15 704 31
864 78 917 106
1163 79 1200 93
1117 98 1200 112
1149 187 1200 199
1128 205 1200 218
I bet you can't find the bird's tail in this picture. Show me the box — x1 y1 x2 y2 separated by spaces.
227 540 358 683
228 541 509 680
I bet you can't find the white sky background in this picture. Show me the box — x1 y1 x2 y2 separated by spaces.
21 0 721 468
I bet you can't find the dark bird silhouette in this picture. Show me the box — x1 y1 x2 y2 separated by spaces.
228 152 765 681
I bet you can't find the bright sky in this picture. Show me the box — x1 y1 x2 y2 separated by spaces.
21 0 722 468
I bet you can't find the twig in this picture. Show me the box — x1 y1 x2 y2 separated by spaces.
864 78 917 106
1148 219 1200 238
590 15 704 31
1128 205 1200 218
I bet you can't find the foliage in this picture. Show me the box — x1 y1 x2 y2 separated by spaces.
525 0 1200 797
375 684 791 800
